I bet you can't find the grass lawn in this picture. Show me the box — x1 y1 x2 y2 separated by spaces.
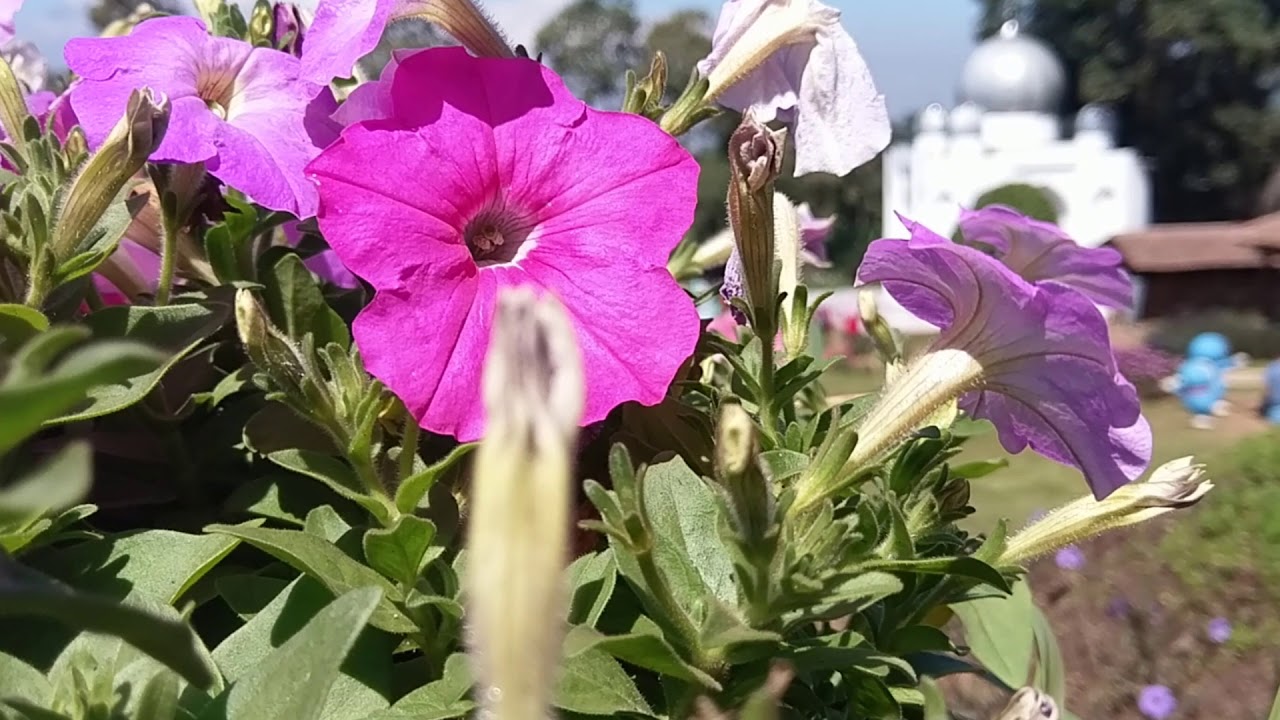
821 365 1269 531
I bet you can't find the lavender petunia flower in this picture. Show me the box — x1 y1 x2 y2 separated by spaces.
796 202 835 267
697 0 890 177
0 0 20 46
1054 545 1084 570
856 215 1151 499
958 204 1133 310
1207 616 1231 644
1137 685 1177 720
65 16 338 217
301 0 512 84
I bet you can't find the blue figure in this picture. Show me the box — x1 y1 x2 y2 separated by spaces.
1165 333 1243 429
1264 359 1280 425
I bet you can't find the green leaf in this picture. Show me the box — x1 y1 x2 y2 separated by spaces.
758 449 809 484
0 441 91 524
35 528 241 605
563 620 720 689
363 515 438 587
243 402 339 456
204 524 413 633
949 582 1035 690
0 304 48 348
0 651 52 706
553 647 652 716
949 459 1010 480
48 301 231 423
51 190 143 286
395 443 476 514
267 449 390 524
223 473 364 528
362 654 473 720
0 331 163 454
919 677 948 720
887 626 952 655
0 556 219 691
861 556 1011 594
303 505 353 543
215 574 291 620
565 550 616 627
698 598 782 660
263 253 350 349
905 652 1013 691
212 577 392 720
204 587 381 720
632 456 737 612
1030 602 1066 708
1269 684 1280 720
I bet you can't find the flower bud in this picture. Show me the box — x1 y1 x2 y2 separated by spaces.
403 0 515 59
0 55 31 149
715 404 773 542
467 287 583 720
234 288 307 383
999 456 1213 566
727 112 786 323
63 127 88 165
125 181 217 284
691 227 735 270
248 1 275 46
52 88 170 258
623 52 669 119
995 688 1058 720
857 287 901 362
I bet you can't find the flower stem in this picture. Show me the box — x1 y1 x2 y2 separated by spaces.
398 412 420 482
154 209 179 306
636 546 708 669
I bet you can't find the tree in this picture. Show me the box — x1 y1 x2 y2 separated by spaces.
973 0 1280 222
536 0 642 105
89 0 181 30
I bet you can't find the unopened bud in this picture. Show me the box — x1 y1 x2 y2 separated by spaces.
623 52 669 119
0 56 31 149
715 404 773 543
467 287 583 720
52 89 170 258
63 127 88 165
1000 456 1213 567
235 288 307 381
690 227 735 270
248 1 275 46
403 0 515 59
857 287 901 362
727 112 786 323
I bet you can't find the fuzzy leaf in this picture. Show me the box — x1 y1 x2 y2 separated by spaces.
553 648 652 716
0 441 91 524
563 620 720 689
565 550 616 627
362 515 438 587
949 582 1035 690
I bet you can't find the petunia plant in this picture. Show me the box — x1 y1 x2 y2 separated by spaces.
0 1 1214 720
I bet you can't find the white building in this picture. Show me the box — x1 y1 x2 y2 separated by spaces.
873 20 1152 334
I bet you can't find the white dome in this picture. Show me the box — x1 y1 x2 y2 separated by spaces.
917 103 947 133
959 20 1065 114
949 102 984 134
1075 103 1117 135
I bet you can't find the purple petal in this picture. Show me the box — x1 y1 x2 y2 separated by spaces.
1137 685 1177 720
857 216 1151 499
301 0 394 84
959 204 1134 310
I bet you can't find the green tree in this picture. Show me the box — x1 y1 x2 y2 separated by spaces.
89 0 181 30
974 0 1280 222
536 0 642 105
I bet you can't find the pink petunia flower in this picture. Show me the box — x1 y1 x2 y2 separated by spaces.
64 16 338 218
857 215 1151 499
307 47 701 441
958 204 1133 310
301 0 512 84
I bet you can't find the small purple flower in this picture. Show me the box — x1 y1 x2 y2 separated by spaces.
1207 617 1231 644
1137 685 1177 720
1054 545 1085 570
697 0 890 177
958 205 1133 310
857 215 1152 499
797 202 836 267
65 16 338 217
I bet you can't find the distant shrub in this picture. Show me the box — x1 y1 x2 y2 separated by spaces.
973 183 1060 223
1114 345 1180 397
1147 309 1280 359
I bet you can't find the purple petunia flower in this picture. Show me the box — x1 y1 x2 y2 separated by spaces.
697 0 890 177
1207 617 1231 644
856 215 1152 499
0 0 21 45
797 202 836 267
64 16 338 217
301 0 512 84
958 204 1133 310
1054 545 1085 570
1137 685 1177 720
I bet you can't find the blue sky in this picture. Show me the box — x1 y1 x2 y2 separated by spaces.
15 0 980 116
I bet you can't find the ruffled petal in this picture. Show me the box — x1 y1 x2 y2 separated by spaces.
300 0 394 83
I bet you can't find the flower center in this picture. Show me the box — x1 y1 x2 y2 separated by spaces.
464 205 534 266
196 69 237 120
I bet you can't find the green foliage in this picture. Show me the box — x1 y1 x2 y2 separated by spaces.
974 0 1280 221
972 183 1060 223
1147 309 1280 358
